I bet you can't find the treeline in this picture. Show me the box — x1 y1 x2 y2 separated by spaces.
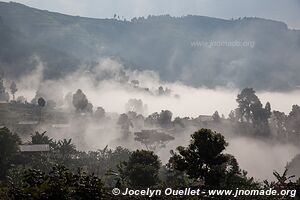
0 127 299 199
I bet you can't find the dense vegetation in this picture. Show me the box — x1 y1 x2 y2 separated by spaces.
0 127 299 199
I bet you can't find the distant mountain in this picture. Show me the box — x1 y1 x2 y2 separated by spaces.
0 1 299 90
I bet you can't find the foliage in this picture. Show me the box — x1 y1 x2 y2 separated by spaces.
9 81 17 101
212 111 221 123
286 105 300 134
122 150 161 188
0 76 9 102
169 129 259 191
72 89 89 112
117 114 133 138
159 165 190 188
134 130 174 151
31 131 53 146
264 169 300 199
145 110 173 128
7 165 105 200
37 97 46 107
169 129 229 187
84 146 131 178
0 127 20 181
94 107 105 119
236 88 271 135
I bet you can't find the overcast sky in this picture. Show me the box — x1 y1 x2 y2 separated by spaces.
2 0 300 29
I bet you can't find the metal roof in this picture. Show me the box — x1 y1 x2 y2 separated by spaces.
19 144 50 152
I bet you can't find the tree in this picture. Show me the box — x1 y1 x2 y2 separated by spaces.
157 86 171 96
7 165 105 199
236 88 261 122
37 97 46 122
158 110 173 128
89 146 131 179
265 102 272 119
117 114 133 138
0 76 9 102
37 97 46 107
31 131 55 147
286 105 300 134
0 127 20 180
86 102 93 113
144 111 172 128
264 169 299 199
10 81 17 101
72 89 88 112
236 88 271 135
168 129 229 187
145 112 160 126
271 111 287 138
123 150 161 187
228 110 238 123
56 139 76 156
212 111 221 123
134 130 174 151
94 107 105 119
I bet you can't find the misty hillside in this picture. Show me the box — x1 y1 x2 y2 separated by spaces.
0 1 300 90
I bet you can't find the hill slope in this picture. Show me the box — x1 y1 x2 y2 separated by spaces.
0 2 299 90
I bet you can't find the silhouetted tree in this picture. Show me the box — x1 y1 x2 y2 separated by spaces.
37 97 46 107
237 88 271 135
56 139 76 156
158 110 172 128
169 129 229 187
0 127 20 180
237 88 261 122
134 130 174 151
0 76 9 102
94 107 105 119
157 86 171 96
228 110 238 123
145 112 160 126
117 114 133 138
37 97 46 122
271 111 287 137
286 105 300 134
123 150 161 187
7 166 104 199
9 81 17 101
212 111 221 123
72 89 88 112
31 131 54 147
86 102 93 113
265 102 272 118
264 169 299 199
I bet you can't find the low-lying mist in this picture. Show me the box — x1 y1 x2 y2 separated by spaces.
10 57 300 180
16 57 300 117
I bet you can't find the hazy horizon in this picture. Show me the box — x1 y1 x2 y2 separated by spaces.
1 0 300 29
